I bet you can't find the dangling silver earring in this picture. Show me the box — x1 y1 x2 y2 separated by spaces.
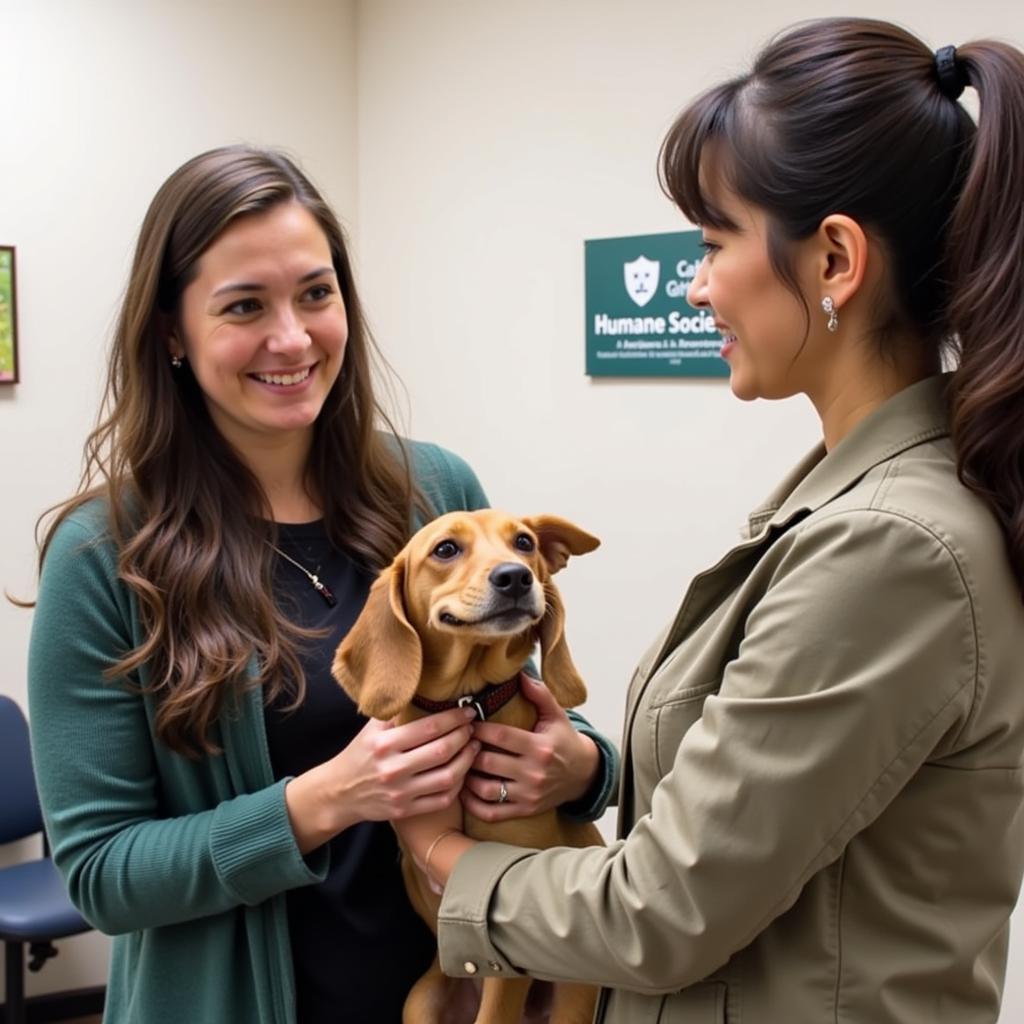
170 354 183 369
821 296 839 333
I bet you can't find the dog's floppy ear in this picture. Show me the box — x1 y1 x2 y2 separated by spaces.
521 515 600 576
332 555 422 720
521 516 600 710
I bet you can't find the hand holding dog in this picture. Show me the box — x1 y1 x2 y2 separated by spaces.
461 675 600 823
286 706 480 854
395 675 603 891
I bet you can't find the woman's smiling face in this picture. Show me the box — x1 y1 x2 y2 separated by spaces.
687 188 825 403
172 200 348 462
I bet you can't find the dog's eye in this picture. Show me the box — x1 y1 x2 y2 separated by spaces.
513 533 535 553
432 539 460 560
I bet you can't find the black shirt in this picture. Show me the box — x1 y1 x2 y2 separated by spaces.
263 521 435 1024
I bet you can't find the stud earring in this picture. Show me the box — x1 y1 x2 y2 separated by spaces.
822 296 839 333
170 354 183 369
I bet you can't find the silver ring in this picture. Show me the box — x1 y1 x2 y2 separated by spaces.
497 780 509 804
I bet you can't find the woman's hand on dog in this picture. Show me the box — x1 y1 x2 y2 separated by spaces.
285 706 480 854
461 675 600 823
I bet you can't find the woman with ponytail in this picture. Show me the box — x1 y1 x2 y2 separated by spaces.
26 147 616 1024
396 18 1024 1023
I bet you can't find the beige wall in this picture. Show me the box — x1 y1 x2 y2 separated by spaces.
0 0 357 1001
354 2 1024 1020
3 0 1023 1014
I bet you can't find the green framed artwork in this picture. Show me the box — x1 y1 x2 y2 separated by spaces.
0 246 17 384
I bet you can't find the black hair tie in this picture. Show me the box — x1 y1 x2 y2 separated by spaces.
935 45 968 101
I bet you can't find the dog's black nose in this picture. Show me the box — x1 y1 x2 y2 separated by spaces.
489 563 534 599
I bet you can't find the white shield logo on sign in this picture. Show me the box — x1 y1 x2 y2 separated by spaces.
623 256 660 307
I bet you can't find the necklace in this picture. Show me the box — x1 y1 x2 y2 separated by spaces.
269 543 337 607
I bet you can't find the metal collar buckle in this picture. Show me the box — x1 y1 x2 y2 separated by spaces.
457 694 487 721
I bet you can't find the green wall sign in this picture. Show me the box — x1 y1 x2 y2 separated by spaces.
585 231 727 378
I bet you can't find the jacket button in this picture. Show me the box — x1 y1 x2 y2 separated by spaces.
464 962 478 975
488 961 502 972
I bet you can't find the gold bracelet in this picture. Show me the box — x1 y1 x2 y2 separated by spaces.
423 828 460 888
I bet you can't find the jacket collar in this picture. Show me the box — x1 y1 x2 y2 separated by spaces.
624 375 955 786
746 374 952 536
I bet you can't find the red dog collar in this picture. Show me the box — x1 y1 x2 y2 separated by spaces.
411 676 521 721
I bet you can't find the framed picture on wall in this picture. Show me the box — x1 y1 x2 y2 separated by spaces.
0 245 17 384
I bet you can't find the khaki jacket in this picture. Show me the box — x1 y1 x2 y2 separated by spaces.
438 376 1024 1023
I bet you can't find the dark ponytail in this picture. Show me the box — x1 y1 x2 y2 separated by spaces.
658 18 1024 596
945 42 1024 598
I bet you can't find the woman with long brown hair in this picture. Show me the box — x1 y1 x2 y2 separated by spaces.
27 146 616 1023
396 18 1024 1023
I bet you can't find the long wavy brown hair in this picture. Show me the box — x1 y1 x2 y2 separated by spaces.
659 17 1024 598
38 146 427 755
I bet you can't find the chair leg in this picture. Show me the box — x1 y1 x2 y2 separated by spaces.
4 940 26 1024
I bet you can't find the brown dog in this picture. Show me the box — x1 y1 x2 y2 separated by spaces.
333 509 603 1024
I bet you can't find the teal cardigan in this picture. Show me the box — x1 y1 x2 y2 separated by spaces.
28 442 616 1024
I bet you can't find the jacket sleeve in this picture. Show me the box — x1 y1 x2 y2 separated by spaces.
28 515 327 936
436 509 978 992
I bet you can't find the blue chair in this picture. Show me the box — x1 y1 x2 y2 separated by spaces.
0 696 105 1024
